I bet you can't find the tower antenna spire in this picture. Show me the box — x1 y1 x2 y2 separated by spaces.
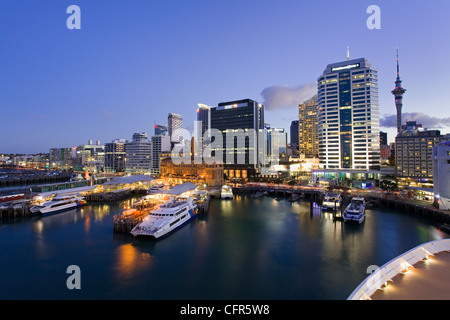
347 46 350 61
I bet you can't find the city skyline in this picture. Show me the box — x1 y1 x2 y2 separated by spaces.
1 0 450 154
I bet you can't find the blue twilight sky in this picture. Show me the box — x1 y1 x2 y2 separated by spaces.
1 0 450 154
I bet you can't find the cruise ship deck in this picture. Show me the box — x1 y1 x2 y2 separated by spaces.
371 250 450 300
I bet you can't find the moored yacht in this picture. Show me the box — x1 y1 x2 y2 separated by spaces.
322 192 342 211
221 185 233 199
130 196 198 238
29 195 86 216
343 197 366 224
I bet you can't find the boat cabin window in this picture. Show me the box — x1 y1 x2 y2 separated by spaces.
175 208 186 216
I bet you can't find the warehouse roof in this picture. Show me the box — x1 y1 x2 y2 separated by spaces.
103 174 155 185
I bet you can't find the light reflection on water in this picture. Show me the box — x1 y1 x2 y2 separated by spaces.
0 195 448 300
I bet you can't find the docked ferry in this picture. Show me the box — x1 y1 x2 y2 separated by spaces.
29 195 87 216
130 195 198 238
343 197 366 224
322 192 342 211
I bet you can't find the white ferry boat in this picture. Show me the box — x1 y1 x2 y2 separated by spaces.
149 184 165 194
130 196 198 238
322 192 342 211
221 185 233 199
29 195 87 216
343 197 366 224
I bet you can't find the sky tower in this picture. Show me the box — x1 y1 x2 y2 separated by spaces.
391 49 406 134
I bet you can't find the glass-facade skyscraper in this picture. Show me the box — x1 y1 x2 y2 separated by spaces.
210 98 265 172
317 57 380 170
196 103 211 142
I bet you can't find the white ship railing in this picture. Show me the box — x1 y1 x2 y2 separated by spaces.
347 238 450 300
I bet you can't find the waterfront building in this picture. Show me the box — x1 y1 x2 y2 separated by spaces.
311 168 381 188
317 57 380 171
151 132 171 175
49 147 75 170
168 113 183 143
391 49 406 135
433 141 450 210
74 140 105 172
104 139 127 173
395 121 449 188
298 95 319 158
125 133 152 174
160 157 224 187
12 154 49 169
210 98 265 178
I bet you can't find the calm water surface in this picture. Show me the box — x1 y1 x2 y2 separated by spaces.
0 195 448 300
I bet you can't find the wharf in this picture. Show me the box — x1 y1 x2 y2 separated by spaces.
366 194 450 226
113 207 152 233
113 191 211 234
0 200 31 220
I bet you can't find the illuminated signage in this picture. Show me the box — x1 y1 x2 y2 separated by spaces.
331 63 360 72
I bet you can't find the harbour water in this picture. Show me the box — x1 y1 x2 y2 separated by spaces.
0 195 448 300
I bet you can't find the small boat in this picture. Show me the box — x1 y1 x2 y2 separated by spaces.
322 192 342 211
343 197 366 224
29 194 86 216
130 195 198 238
221 185 233 199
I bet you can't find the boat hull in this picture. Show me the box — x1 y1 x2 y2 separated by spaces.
34 200 86 216
343 212 365 224
131 208 198 239
322 204 340 211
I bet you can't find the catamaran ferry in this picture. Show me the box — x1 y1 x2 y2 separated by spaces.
29 194 86 216
130 195 198 238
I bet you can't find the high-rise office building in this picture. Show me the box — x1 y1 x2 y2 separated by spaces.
210 98 265 175
125 132 152 174
298 95 319 158
380 131 388 146
196 103 211 145
267 127 287 163
151 133 171 174
395 121 448 185
317 57 380 170
168 113 183 143
290 120 299 152
104 139 127 173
